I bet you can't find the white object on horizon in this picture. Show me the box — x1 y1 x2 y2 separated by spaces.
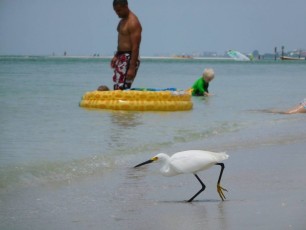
227 50 250 61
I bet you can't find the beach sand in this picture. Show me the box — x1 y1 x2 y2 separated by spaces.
1 140 306 230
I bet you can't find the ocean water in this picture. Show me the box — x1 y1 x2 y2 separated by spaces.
0 56 306 191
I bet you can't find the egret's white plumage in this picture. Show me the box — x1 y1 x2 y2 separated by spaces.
134 150 229 202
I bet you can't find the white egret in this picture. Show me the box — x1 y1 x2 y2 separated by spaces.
134 150 229 202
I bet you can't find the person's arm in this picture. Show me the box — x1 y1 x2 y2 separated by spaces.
110 53 118 69
203 81 212 96
285 105 305 114
126 19 142 80
110 22 121 69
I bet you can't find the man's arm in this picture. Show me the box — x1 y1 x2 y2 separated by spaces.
110 22 121 69
126 18 142 80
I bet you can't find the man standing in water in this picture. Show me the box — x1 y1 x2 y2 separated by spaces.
111 0 142 90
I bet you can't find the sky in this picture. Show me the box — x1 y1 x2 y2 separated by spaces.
0 0 306 56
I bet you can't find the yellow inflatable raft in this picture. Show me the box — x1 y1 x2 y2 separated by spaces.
79 89 193 111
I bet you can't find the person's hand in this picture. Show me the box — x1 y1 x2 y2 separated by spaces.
110 56 117 68
204 92 214 96
126 67 136 81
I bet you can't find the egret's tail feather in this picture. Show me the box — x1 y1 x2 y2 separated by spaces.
215 152 229 162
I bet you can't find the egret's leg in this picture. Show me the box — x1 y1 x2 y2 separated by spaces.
187 174 206 202
216 163 227 201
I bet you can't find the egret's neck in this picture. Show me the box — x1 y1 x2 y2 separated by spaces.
157 154 177 177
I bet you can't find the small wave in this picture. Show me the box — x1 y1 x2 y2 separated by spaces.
0 141 174 192
173 121 242 143
0 154 116 192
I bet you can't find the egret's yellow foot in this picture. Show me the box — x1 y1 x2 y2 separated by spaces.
217 183 227 201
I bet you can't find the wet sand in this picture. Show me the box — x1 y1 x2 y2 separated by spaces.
1 141 306 230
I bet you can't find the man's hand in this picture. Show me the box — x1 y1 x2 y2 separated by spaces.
110 56 118 68
126 67 136 81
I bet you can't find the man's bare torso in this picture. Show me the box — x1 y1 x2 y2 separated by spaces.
117 12 141 51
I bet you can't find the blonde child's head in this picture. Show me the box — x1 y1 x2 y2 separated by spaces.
202 68 215 82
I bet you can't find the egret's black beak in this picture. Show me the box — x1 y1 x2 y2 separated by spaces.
134 157 158 168
134 159 153 168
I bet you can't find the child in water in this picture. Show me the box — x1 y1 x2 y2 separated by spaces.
191 68 215 96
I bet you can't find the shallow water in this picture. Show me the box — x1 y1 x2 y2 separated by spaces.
1 56 306 189
1 56 306 229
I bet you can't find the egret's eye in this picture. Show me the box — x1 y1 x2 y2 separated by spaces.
152 157 158 161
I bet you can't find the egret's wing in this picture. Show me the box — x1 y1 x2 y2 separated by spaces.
169 150 217 173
